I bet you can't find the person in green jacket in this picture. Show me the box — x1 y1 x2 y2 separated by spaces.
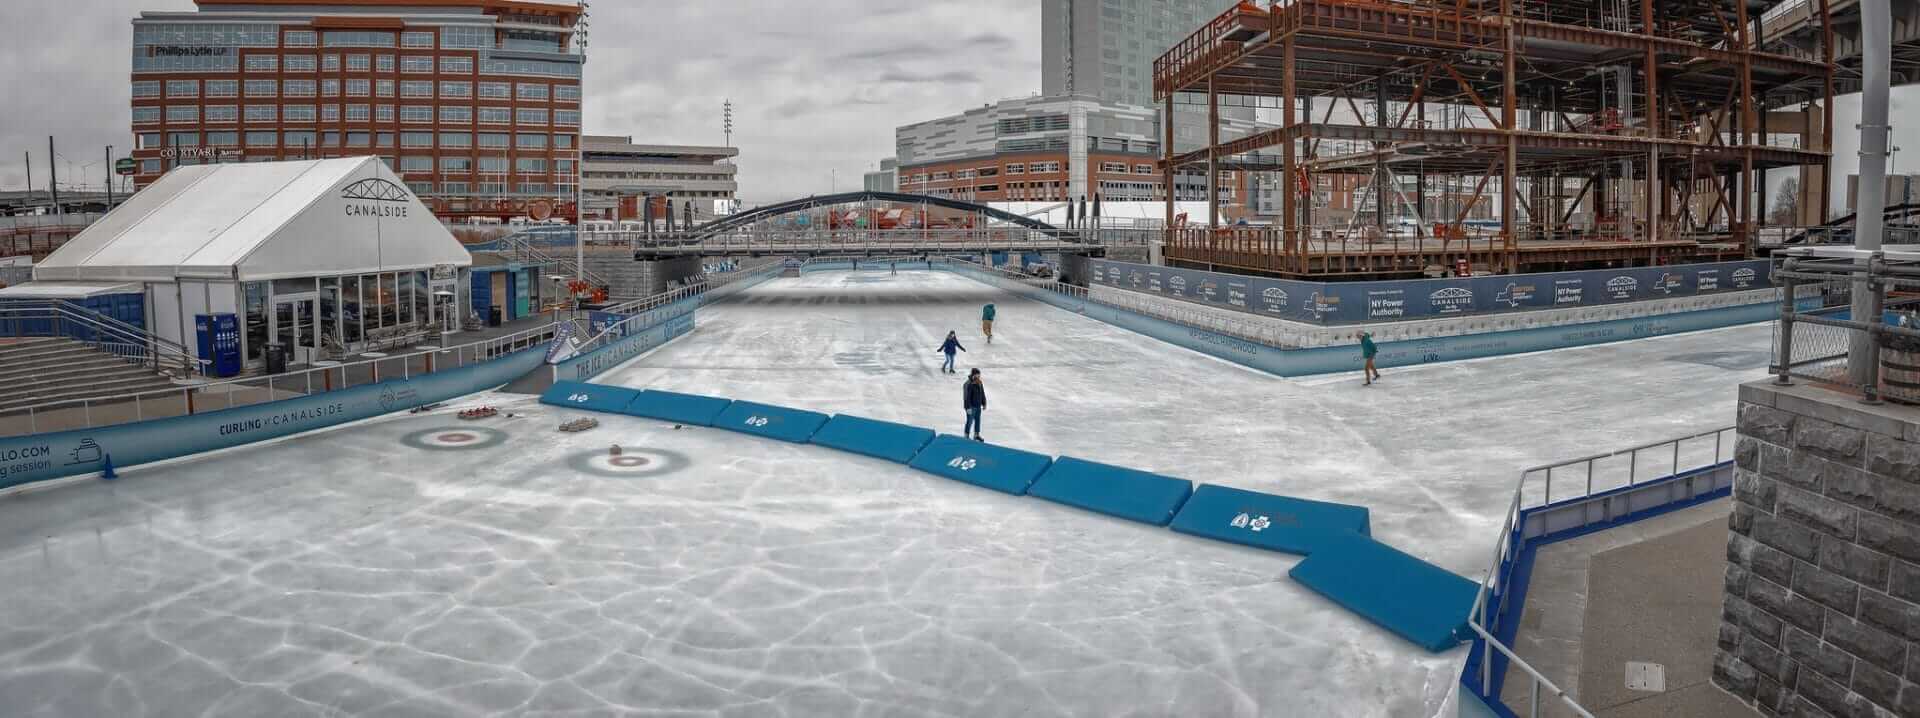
1360 331 1381 385
981 303 997 344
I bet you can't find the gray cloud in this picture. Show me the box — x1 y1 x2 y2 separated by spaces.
0 0 1040 205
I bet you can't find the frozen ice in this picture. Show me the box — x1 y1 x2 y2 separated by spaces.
0 269 1770 716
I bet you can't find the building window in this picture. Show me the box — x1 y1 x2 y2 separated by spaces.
554 110 579 126
137 132 161 149
165 105 199 123
206 130 239 146
1101 162 1128 173
321 79 340 97
376 132 394 148
322 54 340 72
205 79 238 98
345 131 371 147
324 30 393 48
406 181 433 194
441 181 470 193
439 132 471 148
346 54 370 71
376 80 395 98
552 134 573 149
554 84 580 102
205 105 238 123
399 156 432 171
439 106 471 123
132 81 161 99
1005 164 1024 175
321 104 340 122
165 79 199 98
283 104 316 122
245 54 278 72
516 133 546 149
399 105 432 123
284 30 317 47
440 56 473 74
400 56 434 73
245 79 276 97
439 81 471 98
376 54 394 72
477 133 509 148
244 104 276 122
516 157 547 172
478 156 507 172
478 107 510 124
166 131 199 147
346 79 369 97
516 108 547 125
281 130 314 149
399 80 433 98
345 104 369 121
141 158 162 174
132 107 160 124
555 159 574 175
516 183 548 194
284 54 316 72
375 105 394 122
516 83 548 100
439 26 489 49
284 79 316 97
400 31 435 49
245 130 277 147
400 132 433 148
477 82 510 99
440 156 472 172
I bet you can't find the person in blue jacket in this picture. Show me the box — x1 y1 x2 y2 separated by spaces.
981 303 996 344
1360 330 1381 385
937 331 966 374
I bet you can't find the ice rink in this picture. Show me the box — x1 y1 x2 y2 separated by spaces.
0 270 1772 717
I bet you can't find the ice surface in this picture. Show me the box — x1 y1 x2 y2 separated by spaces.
0 270 1771 716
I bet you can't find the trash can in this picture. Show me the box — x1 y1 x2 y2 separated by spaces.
265 344 288 375
488 305 503 327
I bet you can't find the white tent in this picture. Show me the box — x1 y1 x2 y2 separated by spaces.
32 156 470 282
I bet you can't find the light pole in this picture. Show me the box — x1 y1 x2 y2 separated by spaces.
574 0 591 293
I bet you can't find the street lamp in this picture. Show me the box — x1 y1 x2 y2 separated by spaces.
547 274 569 322
574 0 591 296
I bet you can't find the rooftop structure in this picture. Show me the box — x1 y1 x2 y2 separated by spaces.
1153 0 1835 279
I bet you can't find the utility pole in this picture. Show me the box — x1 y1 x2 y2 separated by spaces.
105 145 114 208
48 136 60 219
724 99 734 148
24 151 31 199
1852 0 1892 388
574 0 591 297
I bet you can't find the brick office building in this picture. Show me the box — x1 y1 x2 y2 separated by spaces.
129 0 584 223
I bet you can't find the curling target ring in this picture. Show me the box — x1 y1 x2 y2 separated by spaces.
567 447 689 478
401 426 509 451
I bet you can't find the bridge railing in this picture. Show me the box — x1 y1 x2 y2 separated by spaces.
626 228 1099 254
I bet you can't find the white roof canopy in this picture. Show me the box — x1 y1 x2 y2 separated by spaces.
34 157 472 283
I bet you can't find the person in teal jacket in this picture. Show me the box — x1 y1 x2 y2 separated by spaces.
981 303 997 344
1360 331 1381 385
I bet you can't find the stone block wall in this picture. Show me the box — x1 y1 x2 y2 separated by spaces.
1715 381 1920 717
585 255 701 299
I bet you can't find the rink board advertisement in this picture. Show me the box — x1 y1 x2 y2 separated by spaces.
941 261 1777 377
553 312 696 382
0 346 549 491
1086 259 1773 325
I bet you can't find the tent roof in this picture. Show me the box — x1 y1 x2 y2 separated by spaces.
0 281 142 299
34 157 472 283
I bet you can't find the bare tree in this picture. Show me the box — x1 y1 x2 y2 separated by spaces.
1770 178 1800 226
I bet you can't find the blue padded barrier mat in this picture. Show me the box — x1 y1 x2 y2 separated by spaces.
1287 533 1479 653
1027 456 1193 526
624 389 733 427
714 400 830 443
539 381 641 415
907 435 1054 495
1169 484 1371 555
808 414 936 464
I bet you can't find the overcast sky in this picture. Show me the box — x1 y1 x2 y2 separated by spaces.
0 0 1040 205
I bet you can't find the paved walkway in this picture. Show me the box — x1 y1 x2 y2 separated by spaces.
1502 499 1758 718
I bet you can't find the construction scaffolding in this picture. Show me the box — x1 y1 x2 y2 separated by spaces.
1154 0 1835 278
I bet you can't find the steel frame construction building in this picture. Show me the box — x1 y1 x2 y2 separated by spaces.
1153 0 1836 279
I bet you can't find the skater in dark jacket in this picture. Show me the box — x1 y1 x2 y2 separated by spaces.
937 331 966 374
963 369 986 441
1360 331 1381 385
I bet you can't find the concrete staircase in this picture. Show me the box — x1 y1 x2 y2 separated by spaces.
0 338 183 413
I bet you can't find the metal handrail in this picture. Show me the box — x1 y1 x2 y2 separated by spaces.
0 302 209 376
0 318 562 436
488 228 610 287
1464 425 1737 718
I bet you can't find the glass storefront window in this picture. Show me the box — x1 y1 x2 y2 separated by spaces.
340 275 361 343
